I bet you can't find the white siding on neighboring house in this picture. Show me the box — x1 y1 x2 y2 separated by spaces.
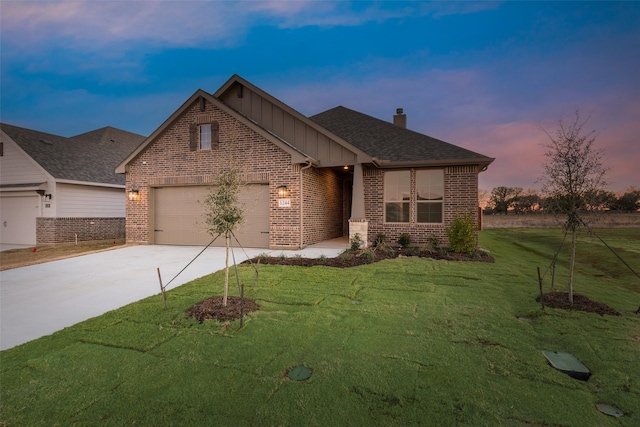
0 136 49 185
57 184 125 217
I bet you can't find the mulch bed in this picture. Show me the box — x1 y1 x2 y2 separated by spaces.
187 296 259 323
242 247 495 268
536 292 621 316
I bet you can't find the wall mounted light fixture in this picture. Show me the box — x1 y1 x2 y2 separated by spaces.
276 185 289 198
128 189 140 201
44 194 52 201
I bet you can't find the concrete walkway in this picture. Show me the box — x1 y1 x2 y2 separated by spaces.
0 239 347 351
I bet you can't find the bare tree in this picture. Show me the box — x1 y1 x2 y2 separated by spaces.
489 186 522 214
539 111 608 304
204 167 244 307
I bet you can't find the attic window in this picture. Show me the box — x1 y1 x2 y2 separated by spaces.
0 142 3 156
190 121 219 151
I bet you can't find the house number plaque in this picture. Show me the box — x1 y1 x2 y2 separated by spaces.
278 198 291 208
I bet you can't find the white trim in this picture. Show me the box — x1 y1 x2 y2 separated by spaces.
55 179 125 189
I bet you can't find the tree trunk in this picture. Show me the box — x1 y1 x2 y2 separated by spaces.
568 227 576 305
223 232 230 307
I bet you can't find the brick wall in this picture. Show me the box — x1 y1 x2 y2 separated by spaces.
364 166 479 247
302 167 345 245
37 217 125 244
125 99 307 248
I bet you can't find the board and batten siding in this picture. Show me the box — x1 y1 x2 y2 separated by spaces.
0 136 49 185
56 184 125 217
218 84 358 167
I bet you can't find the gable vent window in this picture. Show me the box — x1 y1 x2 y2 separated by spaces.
190 121 219 151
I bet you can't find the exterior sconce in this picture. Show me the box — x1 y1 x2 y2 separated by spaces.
128 189 140 201
276 185 291 208
44 194 52 201
276 185 290 198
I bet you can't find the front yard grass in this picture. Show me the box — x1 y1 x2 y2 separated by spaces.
1 229 639 426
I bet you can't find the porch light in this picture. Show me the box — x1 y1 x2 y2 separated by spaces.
128 189 140 201
276 185 289 198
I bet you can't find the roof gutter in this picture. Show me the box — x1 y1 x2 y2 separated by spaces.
375 157 495 170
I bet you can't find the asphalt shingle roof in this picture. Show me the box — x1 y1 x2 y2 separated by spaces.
310 106 493 165
1 123 145 185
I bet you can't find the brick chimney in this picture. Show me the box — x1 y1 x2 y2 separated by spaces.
393 108 406 128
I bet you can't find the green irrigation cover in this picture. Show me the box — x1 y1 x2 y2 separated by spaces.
541 351 591 381
287 365 313 381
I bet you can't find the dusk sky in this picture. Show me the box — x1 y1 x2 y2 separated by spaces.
2 1 638 193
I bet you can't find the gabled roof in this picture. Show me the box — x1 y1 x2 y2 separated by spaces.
215 75 372 166
1 123 144 186
116 89 313 173
310 106 494 168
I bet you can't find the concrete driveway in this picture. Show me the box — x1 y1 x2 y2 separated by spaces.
0 240 346 351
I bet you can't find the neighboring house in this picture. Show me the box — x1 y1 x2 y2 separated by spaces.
0 124 145 245
116 74 494 249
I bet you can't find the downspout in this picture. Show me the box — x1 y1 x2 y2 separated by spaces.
299 159 314 248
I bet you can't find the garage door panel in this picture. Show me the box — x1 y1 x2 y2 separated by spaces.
154 185 269 247
0 195 39 245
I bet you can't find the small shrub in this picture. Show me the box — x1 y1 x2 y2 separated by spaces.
317 254 327 261
429 236 440 250
446 210 476 254
350 233 363 251
293 254 302 259
278 253 287 260
397 233 411 248
359 248 375 261
373 233 386 248
339 250 354 261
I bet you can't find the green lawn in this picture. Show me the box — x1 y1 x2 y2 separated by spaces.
1 229 639 426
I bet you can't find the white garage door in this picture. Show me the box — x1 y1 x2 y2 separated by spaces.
0 195 39 245
154 185 270 247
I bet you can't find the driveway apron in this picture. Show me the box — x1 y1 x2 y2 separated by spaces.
1 242 344 351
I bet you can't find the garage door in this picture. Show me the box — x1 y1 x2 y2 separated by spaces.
0 195 39 245
154 185 270 247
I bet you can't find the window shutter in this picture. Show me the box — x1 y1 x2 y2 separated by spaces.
211 121 219 147
189 123 197 151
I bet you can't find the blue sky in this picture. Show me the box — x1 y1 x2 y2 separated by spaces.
2 1 638 193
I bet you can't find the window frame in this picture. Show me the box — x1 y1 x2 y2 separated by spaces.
383 169 444 224
415 169 444 224
384 170 411 223
190 121 219 152
199 124 212 150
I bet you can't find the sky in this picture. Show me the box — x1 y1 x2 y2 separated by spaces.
1 1 639 193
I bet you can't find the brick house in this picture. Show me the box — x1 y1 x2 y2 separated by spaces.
0 124 145 245
116 75 494 249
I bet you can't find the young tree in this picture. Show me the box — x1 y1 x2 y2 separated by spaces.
204 167 244 307
539 111 608 304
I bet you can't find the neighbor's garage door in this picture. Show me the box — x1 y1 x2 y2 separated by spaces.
0 195 39 245
153 185 269 247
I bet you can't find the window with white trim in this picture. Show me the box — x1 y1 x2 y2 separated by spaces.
199 124 212 150
384 171 410 222
416 169 444 223
384 169 444 224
